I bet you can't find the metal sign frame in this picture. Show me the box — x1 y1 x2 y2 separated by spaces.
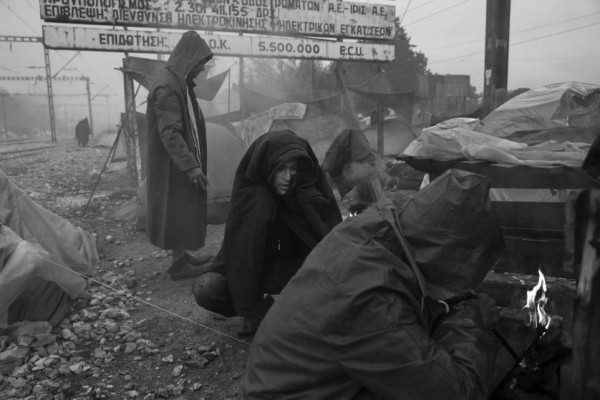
42 25 394 61
39 0 396 41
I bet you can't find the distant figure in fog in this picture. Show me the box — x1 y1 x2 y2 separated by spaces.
192 130 342 337
75 118 91 147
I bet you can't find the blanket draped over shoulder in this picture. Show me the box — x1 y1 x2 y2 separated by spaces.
210 130 342 316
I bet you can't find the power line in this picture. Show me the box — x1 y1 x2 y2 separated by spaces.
404 0 471 28
513 11 600 35
399 0 412 26
417 11 600 53
512 20 600 46
404 0 440 15
0 2 79 71
429 20 600 65
0 1 40 36
24 0 38 14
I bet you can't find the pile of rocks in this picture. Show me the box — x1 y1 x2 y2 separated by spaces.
0 270 220 399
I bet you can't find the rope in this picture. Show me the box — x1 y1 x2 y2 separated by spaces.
42 257 251 346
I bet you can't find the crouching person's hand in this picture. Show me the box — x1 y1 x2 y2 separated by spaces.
462 293 499 330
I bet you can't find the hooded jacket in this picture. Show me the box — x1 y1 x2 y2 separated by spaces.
145 31 213 250
243 169 505 400
209 130 342 317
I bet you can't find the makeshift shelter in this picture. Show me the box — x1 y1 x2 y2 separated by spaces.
0 169 98 328
121 56 228 102
474 82 600 137
362 117 419 157
348 70 416 155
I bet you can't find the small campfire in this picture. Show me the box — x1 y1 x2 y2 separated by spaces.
524 269 552 331
492 269 570 400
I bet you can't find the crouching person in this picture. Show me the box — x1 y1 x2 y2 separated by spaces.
243 169 505 400
192 130 342 337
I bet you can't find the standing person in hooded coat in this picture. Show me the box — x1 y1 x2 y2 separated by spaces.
145 31 213 280
193 130 342 336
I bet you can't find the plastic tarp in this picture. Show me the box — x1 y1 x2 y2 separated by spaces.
122 56 226 101
403 118 590 168
362 117 419 156
0 169 98 327
474 82 600 137
241 103 306 146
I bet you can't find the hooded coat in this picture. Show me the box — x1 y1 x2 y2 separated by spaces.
145 31 213 250
209 130 342 317
243 169 505 400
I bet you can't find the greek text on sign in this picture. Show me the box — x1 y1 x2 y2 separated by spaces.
42 25 395 61
38 0 396 40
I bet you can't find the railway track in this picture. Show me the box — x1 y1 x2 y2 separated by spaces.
0 138 55 159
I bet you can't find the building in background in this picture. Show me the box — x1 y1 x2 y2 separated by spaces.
415 74 476 126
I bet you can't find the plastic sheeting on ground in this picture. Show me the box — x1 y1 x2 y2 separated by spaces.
0 169 98 327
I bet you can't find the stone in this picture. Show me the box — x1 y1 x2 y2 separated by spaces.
94 348 107 359
0 336 10 353
33 333 56 347
16 333 34 347
69 362 84 375
61 328 76 341
0 348 29 374
125 278 139 289
9 321 52 338
12 364 30 377
100 308 130 321
124 342 137 354
172 365 183 377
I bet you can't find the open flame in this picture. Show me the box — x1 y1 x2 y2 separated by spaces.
524 269 552 330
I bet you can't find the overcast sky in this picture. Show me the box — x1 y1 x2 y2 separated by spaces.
395 0 600 92
1 0 599 112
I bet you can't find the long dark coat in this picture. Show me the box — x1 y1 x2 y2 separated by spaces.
209 130 342 317
145 32 213 250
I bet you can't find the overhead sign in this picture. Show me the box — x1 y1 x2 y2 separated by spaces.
43 26 394 61
39 0 395 40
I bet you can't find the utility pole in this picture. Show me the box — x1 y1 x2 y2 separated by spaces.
0 89 8 134
482 0 511 117
85 77 94 136
0 36 92 143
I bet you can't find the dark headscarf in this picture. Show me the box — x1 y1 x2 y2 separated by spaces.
212 130 342 316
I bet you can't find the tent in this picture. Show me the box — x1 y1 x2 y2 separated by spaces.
474 82 600 137
362 117 419 157
204 122 248 224
347 70 416 155
0 169 98 328
134 112 247 225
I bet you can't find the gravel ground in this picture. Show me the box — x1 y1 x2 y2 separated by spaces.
1 142 249 400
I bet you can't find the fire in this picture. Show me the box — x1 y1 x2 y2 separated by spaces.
524 269 551 329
